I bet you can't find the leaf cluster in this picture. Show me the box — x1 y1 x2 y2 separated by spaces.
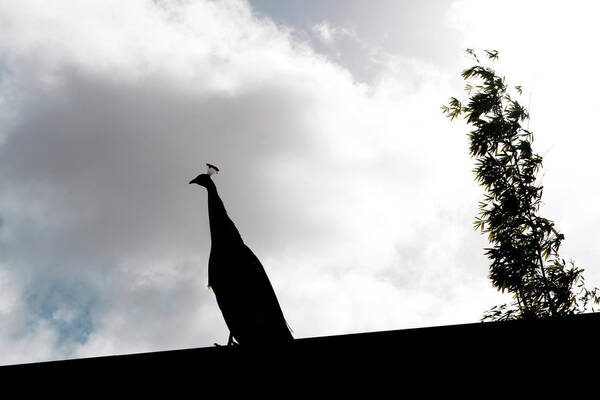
443 50 600 321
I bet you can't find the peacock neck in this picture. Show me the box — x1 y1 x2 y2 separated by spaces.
206 181 242 246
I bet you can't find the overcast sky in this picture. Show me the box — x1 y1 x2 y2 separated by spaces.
1 0 599 365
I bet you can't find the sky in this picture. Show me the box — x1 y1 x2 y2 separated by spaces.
1 0 599 365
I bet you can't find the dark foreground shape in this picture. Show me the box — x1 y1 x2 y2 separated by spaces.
3 313 599 391
190 167 293 345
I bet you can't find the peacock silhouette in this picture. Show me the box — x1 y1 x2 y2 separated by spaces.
189 164 293 346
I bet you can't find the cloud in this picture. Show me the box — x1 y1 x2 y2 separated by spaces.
0 0 512 364
311 20 357 46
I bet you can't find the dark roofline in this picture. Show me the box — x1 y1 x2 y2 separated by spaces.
3 313 599 389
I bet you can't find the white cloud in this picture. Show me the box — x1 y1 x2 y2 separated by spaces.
6 0 591 366
311 20 357 46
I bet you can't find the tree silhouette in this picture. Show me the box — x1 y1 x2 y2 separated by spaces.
442 49 600 321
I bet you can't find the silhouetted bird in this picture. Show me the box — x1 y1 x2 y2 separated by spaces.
190 164 293 346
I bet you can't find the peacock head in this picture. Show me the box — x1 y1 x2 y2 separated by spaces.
189 163 220 187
